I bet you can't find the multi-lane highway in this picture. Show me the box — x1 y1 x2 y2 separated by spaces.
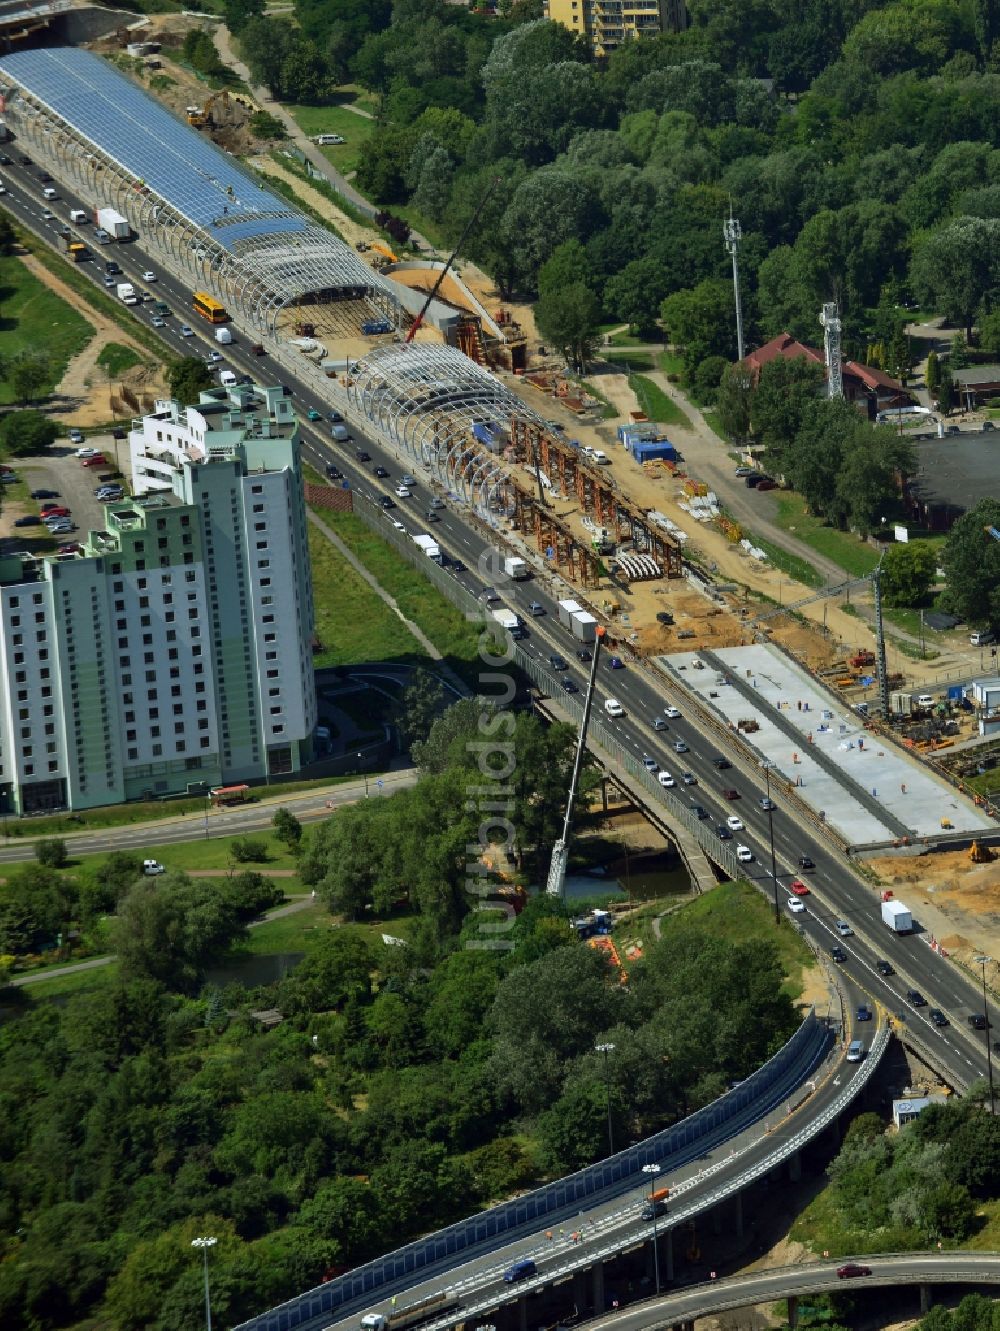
1 153 997 1095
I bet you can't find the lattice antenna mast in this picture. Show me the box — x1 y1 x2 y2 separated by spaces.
723 210 745 362
820 302 843 399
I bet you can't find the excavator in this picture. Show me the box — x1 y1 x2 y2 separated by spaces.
186 89 256 131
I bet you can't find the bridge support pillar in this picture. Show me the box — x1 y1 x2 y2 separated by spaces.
788 1151 802 1183
663 1227 674 1282
829 1115 841 1148
592 1261 605 1312
518 1296 528 1331
733 1190 743 1240
787 1295 799 1329
920 1285 933 1314
712 1204 722 1235
573 1269 588 1311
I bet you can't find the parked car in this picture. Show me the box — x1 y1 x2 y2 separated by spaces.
30 489 59 500
143 859 165 876
14 515 41 527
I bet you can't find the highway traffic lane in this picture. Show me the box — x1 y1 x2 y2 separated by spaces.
5 160 995 1087
585 1253 1000 1331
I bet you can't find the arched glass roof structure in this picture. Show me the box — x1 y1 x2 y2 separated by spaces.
0 46 396 330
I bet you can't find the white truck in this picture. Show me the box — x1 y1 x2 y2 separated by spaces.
116 282 138 306
412 533 442 564
572 610 598 642
215 326 233 344
503 554 529 581
881 898 912 934
492 607 524 638
557 598 583 629
96 206 131 241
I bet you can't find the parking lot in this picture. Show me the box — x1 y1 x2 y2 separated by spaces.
0 434 132 551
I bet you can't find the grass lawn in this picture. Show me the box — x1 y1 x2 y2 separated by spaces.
230 901 333 958
0 253 93 403
658 350 684 376
605 351 656 372
965 770 1000 799
772 494 881 578
321 511 484 679
287 104 374 177
673 879 815 999
607 330 663 348
749 533 824 589
700 408 726 441
308 520 424 667
97 342 145 378
882 604 945 642
628 373 692 430
21 960 118 1002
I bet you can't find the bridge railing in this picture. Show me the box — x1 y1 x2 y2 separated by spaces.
233 1013 830 1331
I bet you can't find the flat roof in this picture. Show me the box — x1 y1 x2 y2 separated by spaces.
908 433 1000 520
657 643 993 848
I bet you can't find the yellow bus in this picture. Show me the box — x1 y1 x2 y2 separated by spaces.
192 290 229 324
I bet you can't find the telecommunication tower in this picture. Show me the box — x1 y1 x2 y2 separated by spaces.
723 211 745 362
820 302 843 399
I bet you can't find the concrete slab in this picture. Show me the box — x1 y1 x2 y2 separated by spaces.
658 643 994 848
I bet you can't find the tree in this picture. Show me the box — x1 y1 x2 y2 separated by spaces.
0 410 58 457
883 540 939 606
836 425 913 536
949 332 970 369
224 0 264 31
910 217 1000 340
925 348 940 395
399 673 446 750
35 838 68 869
660 279 735 377
715 363 755 439
535 282 601 372
113 874 247 991
229 837 269 864
603 255 667 336
750 356 825 461
167 357 214 405
271 807 302 849
941 499 1000 627
8 352 51 405
938 366 955 414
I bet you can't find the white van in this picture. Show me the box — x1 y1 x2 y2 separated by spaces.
846 1040 865 1063
315 133 345 146
219 369 238 387
43 186 57 200
69 208 87 224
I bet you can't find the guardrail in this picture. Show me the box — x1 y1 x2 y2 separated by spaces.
233 1013 830 1331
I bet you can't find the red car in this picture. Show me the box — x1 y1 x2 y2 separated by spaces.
837 1263 871 1279
41 506 70 519
789 879 810 896
81 454 107 468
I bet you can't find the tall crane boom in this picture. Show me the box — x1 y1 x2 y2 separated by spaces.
404 177 501 344
546 626 605 898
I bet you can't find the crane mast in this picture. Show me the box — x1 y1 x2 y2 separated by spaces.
546 627 605 898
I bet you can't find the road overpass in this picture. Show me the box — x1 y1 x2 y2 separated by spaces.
584 1252 1000 1331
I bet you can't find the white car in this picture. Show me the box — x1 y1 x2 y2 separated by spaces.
75 446 99 458
180 324 194 337
736 844 753 862
604 698 624 718
142 270 157 281
726 814 744 831
143 859 164 875
916 694 934 707
657 771 675 788
395 486 411 498
787 897 805 914
664 706 681 719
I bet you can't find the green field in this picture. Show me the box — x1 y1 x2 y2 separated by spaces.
0 253 93 403
772 494 881 578
96 342 144 378
748 532 824 589
287 103 375 177
605 351 657 372
628 372 692 430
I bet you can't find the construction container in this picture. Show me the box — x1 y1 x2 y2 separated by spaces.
890 691 914 715
571 610 598 642
557 599 583 629
629 439 678 464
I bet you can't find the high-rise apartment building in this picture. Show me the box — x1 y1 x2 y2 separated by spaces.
545 0 686 56
0 383 317 815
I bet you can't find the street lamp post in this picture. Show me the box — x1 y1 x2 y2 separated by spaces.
641 1163 662 1295
191 1236 217 1331
975 954 995 1110
762 762 780 925
596 1042 615 1156
204 792 210 840
358 753 369 798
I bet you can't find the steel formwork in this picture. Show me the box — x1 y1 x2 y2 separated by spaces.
0 47 396 333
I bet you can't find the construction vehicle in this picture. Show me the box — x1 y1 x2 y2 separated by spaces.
186 89 256 131
546 626 606 898
405 176 501 345
294 321 315 338
849 650 876 668
360 1294 463 1331
970 841 995 863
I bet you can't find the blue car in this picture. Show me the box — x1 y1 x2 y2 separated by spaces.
608 656 624 669
856 1004 872 1022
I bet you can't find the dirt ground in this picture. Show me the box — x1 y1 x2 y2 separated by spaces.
866 846 1000 983
17 250 165 427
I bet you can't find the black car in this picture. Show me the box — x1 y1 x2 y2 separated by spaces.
379 496 395 509
549 653 569 671
0 154 10 165
329 411 344 423
968 1013 988 1031
831 945 847 963
690 804 708 820
641 1201 668 1221
452 559 466 572
19 155 32 166
38 171 52 182
929 1008 948 1027
797 855 815 871
14 515 41 527
561 678 579 694
30 489 59 500
576 648 592 662
656 611 674 625
876 958 894 976
717 825 733 840
325 464 343 480
374 466 389 478
355 449 371 462
712 757 732 770
906 988 927 1007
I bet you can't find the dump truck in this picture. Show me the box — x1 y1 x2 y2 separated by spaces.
116 282 138 306
96 207 131 241
360 1294 462 1331
412 533 442 564
881 897 912 934
849 650 876 668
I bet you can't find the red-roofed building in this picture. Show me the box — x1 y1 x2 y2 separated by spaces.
744 333 912 415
